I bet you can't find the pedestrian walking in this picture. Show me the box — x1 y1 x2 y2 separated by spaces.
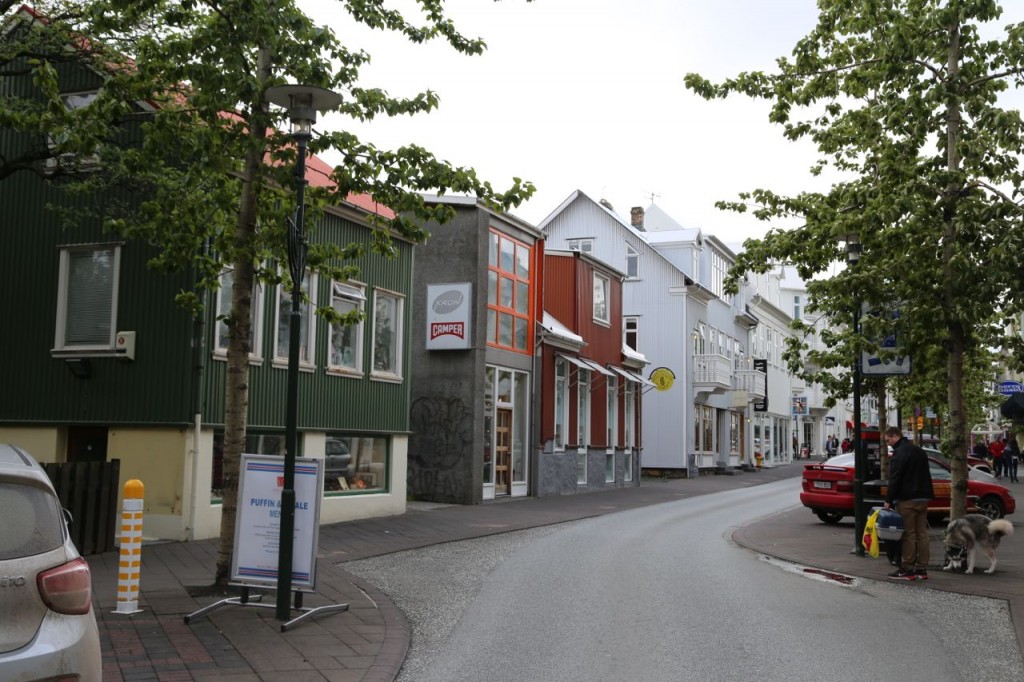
991 436 1006 478
1006 436 1020 483
883 426 934 580
841 437 852 454
973 438 990 463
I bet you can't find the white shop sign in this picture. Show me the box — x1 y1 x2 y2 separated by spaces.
426 282 472 350
231 454 324 591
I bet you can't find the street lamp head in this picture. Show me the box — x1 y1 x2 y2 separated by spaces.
265 84 343 138
846 240 862 264
835 231 861 264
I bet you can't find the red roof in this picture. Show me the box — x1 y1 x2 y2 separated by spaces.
304 152 396 219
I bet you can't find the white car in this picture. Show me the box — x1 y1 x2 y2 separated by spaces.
0 444 101 681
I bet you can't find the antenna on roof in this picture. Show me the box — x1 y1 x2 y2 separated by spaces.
648 191 661 204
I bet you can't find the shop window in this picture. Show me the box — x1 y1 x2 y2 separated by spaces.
323 435 389 494
211 432 285 502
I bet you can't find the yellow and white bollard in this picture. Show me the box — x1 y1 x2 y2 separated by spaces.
114 479 144 615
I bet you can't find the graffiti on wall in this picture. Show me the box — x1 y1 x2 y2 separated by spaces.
409 393 475 496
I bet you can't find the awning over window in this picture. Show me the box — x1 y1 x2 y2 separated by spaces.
558 354 592 371
607 364 655 387
577 358 614 377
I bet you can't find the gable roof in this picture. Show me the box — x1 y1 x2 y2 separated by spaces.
540 189 702 290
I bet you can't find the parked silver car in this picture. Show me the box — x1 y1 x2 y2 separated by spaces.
0 443 101 681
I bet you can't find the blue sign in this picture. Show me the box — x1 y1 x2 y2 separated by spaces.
998 381 1024 396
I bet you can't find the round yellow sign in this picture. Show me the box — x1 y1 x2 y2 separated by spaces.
650 367 675 391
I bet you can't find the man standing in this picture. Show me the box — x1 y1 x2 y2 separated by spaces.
1006 436 1020 483
882 426 934 580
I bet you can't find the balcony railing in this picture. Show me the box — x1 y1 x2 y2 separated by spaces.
733 369 767 399
693 354 732 392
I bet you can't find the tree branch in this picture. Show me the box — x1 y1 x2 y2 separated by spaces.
968 179 1024 213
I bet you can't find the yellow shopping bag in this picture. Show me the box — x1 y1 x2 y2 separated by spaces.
862 508 880 558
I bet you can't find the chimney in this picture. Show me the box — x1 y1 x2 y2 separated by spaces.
630 206 645 230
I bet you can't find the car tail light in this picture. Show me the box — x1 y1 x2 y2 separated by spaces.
836 481 854 493
37 557 93 615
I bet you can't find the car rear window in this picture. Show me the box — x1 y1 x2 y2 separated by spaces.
0 482 64 560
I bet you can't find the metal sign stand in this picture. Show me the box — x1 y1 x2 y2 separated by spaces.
184 584 348 632
184 454 347 632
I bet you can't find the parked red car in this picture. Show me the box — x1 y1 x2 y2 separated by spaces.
801 451 1015 524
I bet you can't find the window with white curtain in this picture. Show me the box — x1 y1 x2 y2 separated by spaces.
55 244 120 350
593 272 610 325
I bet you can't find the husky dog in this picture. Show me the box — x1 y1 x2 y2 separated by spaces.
943 514 1014 574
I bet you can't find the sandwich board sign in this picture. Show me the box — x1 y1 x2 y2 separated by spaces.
231 454 324 591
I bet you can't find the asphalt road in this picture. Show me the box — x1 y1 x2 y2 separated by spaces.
345 478 1024 682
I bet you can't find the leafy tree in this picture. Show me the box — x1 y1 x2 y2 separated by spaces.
685 0 1024 519
0 1 141 179
4 0 533 582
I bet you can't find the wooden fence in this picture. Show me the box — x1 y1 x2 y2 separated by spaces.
43 459 121 555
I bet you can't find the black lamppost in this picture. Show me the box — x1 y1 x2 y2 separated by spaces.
264 84 342 621
845 234 866 556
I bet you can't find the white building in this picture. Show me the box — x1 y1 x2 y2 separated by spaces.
540 192 771 473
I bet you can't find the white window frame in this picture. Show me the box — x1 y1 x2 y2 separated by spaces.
214 267 263 359
47 90 101 171
625 244 639 279
328 280 366 374
371 288 404 381
606 375 617 452
567 238 593 254
274 270 317 367
624 380 636 449
624 316 639 351
593 272 610 325
554 357 568 451
577 368 590 447
695 404 716 454
711 250 727 299
693 323 706 355
577 367 590 485
54 244 120 352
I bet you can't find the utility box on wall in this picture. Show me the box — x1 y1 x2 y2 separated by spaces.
115 331 136 360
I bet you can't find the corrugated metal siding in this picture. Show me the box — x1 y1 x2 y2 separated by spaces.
542 254 577 327
1 160 197 426
202 211 414 434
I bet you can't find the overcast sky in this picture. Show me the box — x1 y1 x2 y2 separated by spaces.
299 0 1022 244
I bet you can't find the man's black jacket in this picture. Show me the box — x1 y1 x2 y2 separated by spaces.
886 437 935 504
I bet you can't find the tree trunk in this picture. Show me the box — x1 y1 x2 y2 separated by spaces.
944 18 970 521
215 47 273 584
